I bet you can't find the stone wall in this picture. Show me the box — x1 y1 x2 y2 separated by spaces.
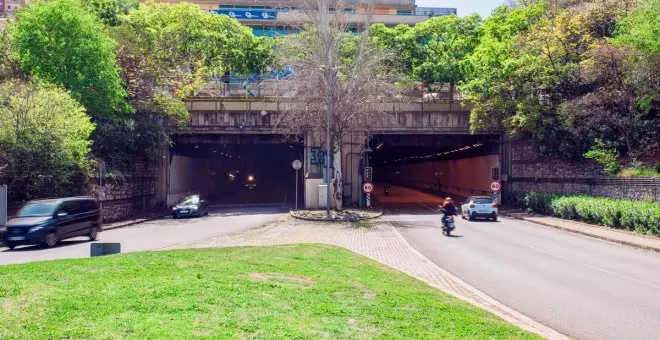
89 161 160 222
506 141 660 202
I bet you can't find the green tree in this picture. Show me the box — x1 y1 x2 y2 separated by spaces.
0 81 95 202
82 0 139 26
460 2 545 133
370 14 481 96
11 0 128 117
93 2 272 167
613 0 660 56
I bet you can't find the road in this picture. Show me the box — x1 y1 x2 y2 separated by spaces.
0 206 285 266
377 186 660 340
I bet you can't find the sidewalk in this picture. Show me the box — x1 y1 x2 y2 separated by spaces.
169 217 566 339
501 210 660 253
102 212 166 231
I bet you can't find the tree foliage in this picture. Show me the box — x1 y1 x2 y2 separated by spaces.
11 0 129 117
82 0 139 26
91 2 274 168
370 14 481 85
461 0 659 159
275 0 403 210
0 81 95 202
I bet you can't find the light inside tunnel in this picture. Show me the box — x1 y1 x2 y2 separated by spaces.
379 143 484 164
370 134 501 203
169 134 304 206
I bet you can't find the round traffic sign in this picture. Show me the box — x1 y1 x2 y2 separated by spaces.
490 181 501 192
292 160 302 170
362 182 374 194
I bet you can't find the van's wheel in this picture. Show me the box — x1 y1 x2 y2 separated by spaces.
44 232 59 248
6 243 15 250
468 212 475 221
89 227 100 241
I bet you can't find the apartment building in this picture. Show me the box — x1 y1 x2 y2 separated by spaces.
0 0 27 15
155 0 457 36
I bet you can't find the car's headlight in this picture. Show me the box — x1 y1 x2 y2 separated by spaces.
172 207 177 211
29 225 45 233
191 206 198 210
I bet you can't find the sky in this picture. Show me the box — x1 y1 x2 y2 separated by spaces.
415 0 507 18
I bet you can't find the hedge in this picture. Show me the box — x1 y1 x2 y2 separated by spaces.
516 192 660 236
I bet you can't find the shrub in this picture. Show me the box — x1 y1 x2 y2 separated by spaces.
584 140 620 175
518 192 660 236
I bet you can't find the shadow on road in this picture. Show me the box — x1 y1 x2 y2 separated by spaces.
1 239 90 252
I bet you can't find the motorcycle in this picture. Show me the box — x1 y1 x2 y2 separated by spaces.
442 215 456 236
384 188 390 197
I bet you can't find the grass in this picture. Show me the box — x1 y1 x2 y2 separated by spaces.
618 167 659 177
0 245 537 339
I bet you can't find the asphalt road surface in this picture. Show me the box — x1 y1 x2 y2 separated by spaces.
0 206 285 266
377 186 660 340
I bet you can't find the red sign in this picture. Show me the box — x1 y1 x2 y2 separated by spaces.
490 181 502 192
362 182 374 194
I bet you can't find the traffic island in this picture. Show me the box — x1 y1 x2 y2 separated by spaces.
0 245 539 339
290 209 383 222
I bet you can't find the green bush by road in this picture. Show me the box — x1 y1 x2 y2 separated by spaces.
0 245 537 339
518 192 660 236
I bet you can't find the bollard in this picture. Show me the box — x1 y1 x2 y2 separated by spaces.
90 243 121 257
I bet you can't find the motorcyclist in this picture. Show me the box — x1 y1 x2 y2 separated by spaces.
384 183 390 195
440 197 458 226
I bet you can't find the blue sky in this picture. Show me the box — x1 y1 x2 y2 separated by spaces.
415 0 506 18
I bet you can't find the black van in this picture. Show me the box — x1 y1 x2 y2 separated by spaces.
2 197 101 250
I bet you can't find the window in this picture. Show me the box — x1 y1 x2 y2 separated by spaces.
17 203 58 217
473 198 493 204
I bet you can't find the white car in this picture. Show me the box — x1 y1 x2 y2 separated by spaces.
461 196 498 221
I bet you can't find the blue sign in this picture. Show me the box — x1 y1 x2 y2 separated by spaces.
214 9 278 20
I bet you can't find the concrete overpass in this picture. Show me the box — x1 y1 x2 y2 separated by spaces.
161 97 502 208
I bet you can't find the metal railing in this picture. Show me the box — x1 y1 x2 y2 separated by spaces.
415 7 457 17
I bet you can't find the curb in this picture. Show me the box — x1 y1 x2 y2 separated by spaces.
290 210 384 222
501 213 660 253
102 215 166 231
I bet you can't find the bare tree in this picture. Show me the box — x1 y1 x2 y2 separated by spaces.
273 0 403 211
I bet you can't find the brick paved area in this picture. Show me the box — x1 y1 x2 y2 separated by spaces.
170 216 566 339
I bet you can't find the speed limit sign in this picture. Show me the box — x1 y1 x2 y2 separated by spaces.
362 182 374 194
490 181 501 192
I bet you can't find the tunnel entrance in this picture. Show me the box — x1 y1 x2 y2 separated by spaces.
369 133 501 202
168 134 304 206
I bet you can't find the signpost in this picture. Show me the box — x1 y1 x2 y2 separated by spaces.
0 185 6 226
490 180 501 205
362 182 374 208
292 160 302 211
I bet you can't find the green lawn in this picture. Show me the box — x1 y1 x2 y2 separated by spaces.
0 245 538 339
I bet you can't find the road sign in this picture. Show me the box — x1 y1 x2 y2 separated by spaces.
292 160 302 211
362 182 374 194
490 181 502 192
491 167 500 180
492 192 499 201
366 193 372 208
364 167 373 182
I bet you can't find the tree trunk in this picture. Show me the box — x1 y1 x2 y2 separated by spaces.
332 139 343 211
